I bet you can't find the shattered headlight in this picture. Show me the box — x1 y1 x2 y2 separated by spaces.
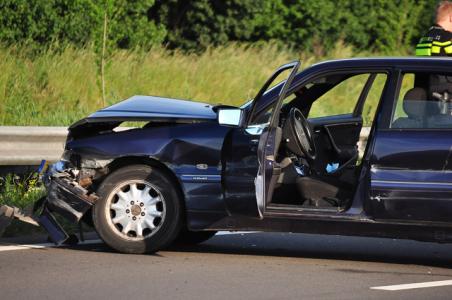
61 149 81 168
50 160 68 173
61 149 72 162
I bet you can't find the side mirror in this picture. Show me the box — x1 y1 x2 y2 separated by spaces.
218 108 243 127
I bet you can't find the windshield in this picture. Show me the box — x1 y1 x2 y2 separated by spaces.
239 78 287 109
247 61 300 126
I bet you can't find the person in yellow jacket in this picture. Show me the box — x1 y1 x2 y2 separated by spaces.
416 1 452 56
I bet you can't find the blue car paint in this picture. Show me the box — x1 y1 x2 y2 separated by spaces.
67 121 231 219
370 130 452 222
61 57 452 242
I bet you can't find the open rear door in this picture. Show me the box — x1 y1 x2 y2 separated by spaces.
250 61 300 218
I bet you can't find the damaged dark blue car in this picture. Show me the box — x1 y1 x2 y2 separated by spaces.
4 57 452 254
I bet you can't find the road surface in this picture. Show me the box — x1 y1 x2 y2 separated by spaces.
0 232 451 299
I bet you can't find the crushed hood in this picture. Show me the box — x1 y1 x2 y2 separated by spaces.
87 95 216 121
68 95 218 138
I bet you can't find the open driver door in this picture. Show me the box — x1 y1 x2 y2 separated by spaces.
250 61 300 218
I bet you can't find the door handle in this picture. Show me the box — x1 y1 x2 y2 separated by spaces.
250 139 259 145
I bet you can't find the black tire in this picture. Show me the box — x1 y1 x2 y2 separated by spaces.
174 230 217 245
93 165 182 254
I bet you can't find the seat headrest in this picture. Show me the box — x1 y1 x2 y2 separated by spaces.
403 88 427 118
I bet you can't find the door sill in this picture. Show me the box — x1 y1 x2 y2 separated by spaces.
265 203 366 221
267 203 341 213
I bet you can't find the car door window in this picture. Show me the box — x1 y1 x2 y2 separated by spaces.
362 74 388 126
391 72 452 129
309 74 370 118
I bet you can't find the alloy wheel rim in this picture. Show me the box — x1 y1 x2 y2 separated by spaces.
106 180 166 240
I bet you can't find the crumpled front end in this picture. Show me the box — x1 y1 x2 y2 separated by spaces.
0 159 100 245
38 160 100 244
43 162 98 223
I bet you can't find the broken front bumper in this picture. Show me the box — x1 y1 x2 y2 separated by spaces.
45 175 98 223
0 161 99 245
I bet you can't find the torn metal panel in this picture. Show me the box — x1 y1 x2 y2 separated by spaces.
0 205 40 237
37 207 70 244
79 158 113 169
46 176 98 223
1 165 97 245
0 209 12 237
0 205 39 227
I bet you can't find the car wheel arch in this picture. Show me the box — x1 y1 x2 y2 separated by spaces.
103 156 187 219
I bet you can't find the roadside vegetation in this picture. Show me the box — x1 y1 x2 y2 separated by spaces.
0 173 46 236
0 173 45 209
0 1 430 126
0 41 405 127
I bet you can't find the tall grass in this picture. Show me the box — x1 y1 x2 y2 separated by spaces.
0 42 397 126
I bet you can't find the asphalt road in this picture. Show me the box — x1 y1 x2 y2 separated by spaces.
0 232 452 300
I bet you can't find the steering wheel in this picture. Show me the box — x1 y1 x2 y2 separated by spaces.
288 107 317 160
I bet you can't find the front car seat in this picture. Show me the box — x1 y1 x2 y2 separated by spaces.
296 175 354 207
392 87 427 128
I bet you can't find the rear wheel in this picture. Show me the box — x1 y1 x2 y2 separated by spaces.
93 165 182 254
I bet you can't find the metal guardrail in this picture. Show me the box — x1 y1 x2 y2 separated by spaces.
0 126 67 166
0 126 371 166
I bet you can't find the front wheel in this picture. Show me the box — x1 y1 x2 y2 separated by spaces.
93 165 182 254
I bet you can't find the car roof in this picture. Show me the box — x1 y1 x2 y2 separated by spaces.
308 56 452 71
244 57 452 114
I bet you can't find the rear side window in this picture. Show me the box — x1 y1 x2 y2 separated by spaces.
362 74 387 126
391 72 452 129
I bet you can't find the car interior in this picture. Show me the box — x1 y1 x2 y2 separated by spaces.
392 72 452 129
254 72 387 211
262 70 452 211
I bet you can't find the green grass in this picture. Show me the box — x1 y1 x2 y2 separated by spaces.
0 41 405 126
0 173 45 209
0 43 291 125
0 173 47 237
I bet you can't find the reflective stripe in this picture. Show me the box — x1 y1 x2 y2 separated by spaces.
416 43 432 47
415 48 431 56
432 45 441 54
415 36 452 56
445 45 452 54
432 40 452 46
419 37 431 43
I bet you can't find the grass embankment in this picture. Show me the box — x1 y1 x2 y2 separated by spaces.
0 42 398 126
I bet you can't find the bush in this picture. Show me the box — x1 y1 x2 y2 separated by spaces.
151 0 437 54
0 0 165 51
0 0 440 53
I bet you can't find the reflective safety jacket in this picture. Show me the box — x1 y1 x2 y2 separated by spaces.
416 25 452 56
